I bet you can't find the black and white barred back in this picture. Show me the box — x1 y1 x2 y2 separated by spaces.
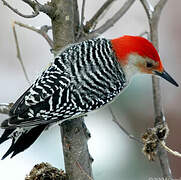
10 38 127 125
0 38 127 159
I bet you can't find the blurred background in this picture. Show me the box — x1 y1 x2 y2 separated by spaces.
0 0 181 179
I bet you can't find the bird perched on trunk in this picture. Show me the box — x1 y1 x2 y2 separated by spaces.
0 35 178 159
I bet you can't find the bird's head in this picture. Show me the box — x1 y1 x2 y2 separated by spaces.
111 35 178 87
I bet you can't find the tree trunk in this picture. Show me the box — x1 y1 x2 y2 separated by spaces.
50 0 93 179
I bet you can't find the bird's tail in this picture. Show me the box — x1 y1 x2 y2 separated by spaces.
0 118 47 159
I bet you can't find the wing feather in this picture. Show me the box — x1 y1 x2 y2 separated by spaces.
9 57 71 127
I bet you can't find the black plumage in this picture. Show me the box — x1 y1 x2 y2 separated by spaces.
0 38 127 158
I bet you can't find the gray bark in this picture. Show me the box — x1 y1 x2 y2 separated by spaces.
49 0 93 179
140 0 172 178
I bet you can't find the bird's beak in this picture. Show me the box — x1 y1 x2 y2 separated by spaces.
154 70 179 87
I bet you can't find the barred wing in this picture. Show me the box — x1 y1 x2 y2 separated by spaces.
9 58 71 126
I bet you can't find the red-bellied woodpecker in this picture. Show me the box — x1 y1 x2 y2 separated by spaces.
0 35 178 159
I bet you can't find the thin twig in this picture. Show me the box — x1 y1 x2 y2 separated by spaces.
76 0 86 40
160 141 181 158
140 0 172 178
0 103 12 114
109 106 143 144
22 0 54 16
81 0 86 29
88 0 136 39
12 23 31 85
1 0 53 18
154 0 168 16
139 0 154 19
14 21 53 48
84 0 115 32
1 0 39 18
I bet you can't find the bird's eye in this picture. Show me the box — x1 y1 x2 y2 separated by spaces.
146 62 153 68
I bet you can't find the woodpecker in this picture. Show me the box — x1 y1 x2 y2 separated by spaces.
0 35 178 159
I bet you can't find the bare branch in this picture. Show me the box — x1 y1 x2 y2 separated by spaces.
14 21 53 48
81 0 86 29
0 103 12 114
50 0 93 178
139 0 154 19
76 0 86 40
88 0 136 39
140 0 172 178
12 23 31 85
160 141 181 158
84 0 115 32
60 118 93 180
154 0 168 16
151 0 168 31
1 0 39 18
73 0 80 37
1 0 53 18
109 106 142 144
12 21 53 84
22 0 54 16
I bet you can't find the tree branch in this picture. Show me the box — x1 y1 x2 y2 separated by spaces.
61 118 93 180
109 106 142 144
155 0 168 16
12 23 31 85
73 0 80 37
14 21 53 48
80 0 86 29
1 0 53 18
84 0 115 32
22 0 54 16
50 0 75 52
140 0 172 178
49 0 93 179
87 0 136 39
110 105 181 162
1 0 39 18
140 0 154 19
76 0 86 40
160 141 181 158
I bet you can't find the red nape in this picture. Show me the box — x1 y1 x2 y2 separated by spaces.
111 35 163 70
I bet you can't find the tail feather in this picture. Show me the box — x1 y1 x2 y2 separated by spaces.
0 128 15 145
0 124 47 159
